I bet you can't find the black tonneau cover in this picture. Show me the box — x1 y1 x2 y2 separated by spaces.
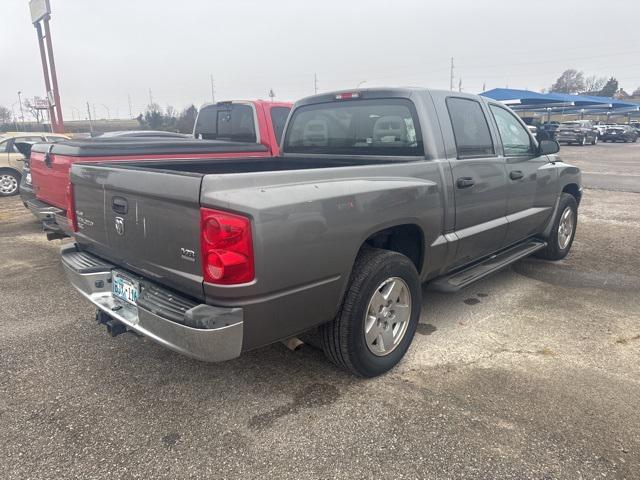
30 137 268 157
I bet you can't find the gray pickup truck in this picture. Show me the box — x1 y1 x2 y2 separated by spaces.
61 88 581 377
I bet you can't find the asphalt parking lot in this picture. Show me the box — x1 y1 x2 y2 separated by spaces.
1 142 639 479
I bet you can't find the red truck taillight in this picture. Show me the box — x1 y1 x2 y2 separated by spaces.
66 183 78 232
200 208 254 285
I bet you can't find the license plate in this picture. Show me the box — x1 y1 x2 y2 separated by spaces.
112 271 140 305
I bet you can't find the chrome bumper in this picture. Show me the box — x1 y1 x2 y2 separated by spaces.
61 244 243 362
24 197 64 225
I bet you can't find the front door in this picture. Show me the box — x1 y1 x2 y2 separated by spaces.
445 96 508 266
488 105 556 246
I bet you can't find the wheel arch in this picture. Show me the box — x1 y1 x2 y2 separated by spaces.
562 182 582 205
359 223 425 275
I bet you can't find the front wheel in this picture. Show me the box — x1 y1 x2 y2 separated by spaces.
535 193 578 261
320 247 421 377
0 169 21 197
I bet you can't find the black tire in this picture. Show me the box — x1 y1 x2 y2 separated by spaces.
320 247 421 377
0 169 21 197
535 193 578 261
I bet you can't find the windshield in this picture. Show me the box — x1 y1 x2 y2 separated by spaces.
283 98 423 156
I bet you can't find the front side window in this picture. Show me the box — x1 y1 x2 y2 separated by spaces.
284 98 423 156
446 97 494 158
269 106 291 146
490 105 534 156
194 104 257 143
0 139 9 153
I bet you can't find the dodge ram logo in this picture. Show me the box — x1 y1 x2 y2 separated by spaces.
114 216 125 236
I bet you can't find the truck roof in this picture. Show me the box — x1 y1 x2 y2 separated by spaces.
293 87 479 107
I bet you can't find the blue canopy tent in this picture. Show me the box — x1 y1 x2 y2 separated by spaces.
481 88 640 122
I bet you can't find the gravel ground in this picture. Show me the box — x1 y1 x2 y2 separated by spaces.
1 144 639 479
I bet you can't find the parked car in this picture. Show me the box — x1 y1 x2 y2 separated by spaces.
537 122 560 141
0 131 69 196
601 125 639 143
593 124 608 138
20 100 292 239
61 88 580 377
556 120 598 146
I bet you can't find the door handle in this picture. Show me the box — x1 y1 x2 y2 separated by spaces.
510 170 524 180
456 177 475 189
112 196 128 215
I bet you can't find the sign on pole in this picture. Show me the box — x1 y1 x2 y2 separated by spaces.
33 97 49 110
29 0 51 24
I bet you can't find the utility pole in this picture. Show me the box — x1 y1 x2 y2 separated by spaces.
127 94 133 118
210 75 215 103
458 78 462 92
92 104 96 121
86 101 94 134
449 57 454 91
268 89 275 102
149 88 154 106
482 82 486 92
314 73 318 94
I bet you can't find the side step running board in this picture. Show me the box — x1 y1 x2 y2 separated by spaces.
429 240 547 293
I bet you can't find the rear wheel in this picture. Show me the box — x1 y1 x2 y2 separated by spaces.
320 247 421 377
0 169 20 197
535 193 578 261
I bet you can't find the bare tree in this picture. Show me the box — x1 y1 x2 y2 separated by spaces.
0 105 12 124
584 75 607 93
23 99 45 123
550 69 585 94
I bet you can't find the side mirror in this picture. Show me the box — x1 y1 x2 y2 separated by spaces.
538 139 560 156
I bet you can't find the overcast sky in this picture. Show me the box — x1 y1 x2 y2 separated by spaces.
2 0 639 121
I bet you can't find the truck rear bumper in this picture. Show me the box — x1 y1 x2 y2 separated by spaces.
24 196 64 225
61 244 243 362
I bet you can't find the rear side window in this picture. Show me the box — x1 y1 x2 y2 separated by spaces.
283 98 423 156
269 106 291 146
194 104 257 143
446 97 494 158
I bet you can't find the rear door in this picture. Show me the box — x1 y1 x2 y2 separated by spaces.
436 94 508 266
72 164 205 300
488 104 556 246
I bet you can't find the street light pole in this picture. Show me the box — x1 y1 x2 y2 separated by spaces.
17 91 25 124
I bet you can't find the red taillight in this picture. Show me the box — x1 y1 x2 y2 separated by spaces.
200 208 254 285
335 92 360 100
66 183 78 232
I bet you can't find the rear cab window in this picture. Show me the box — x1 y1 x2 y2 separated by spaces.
446 97 494 158
269 106 291 146
194 103 257 143
283 98 423 156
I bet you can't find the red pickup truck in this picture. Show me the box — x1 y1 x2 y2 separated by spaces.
20 100 292 239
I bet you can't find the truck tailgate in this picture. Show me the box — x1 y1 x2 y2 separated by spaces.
71 164 204 300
